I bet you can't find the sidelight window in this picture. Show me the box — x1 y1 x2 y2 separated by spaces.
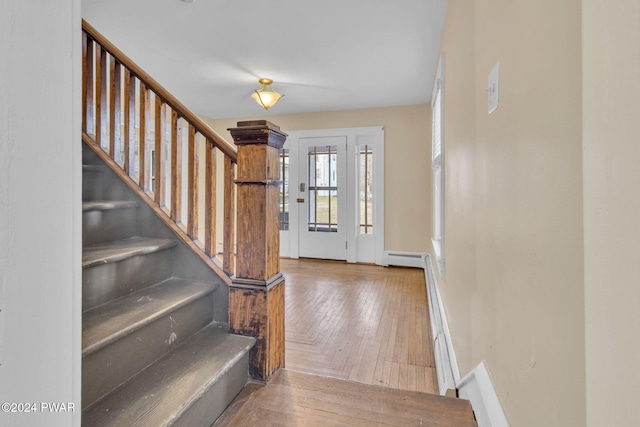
359 144 373 234
279 148 289 231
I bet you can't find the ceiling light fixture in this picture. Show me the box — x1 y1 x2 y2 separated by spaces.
251 78 284 110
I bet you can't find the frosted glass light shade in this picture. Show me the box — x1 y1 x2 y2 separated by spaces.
252 78 284 110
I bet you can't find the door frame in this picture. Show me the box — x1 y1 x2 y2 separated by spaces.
280 126 385 265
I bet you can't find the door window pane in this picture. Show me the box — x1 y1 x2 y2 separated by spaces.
308 145 338 232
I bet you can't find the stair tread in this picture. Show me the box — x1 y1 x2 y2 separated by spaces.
83 164 103 172
83 324 255 426
82 278 216 356
83 200 139 212
83 237 177 269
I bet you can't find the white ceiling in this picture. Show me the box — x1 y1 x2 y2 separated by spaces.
82 0 447 119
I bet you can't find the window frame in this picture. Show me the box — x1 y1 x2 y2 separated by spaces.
432 54 445 280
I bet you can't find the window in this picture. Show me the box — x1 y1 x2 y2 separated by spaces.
279 148 289 231
359 144 373 234
432 54 445 279
307 145 338 233
150 148 156 193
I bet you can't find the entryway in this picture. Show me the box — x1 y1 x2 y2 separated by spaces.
279 127 385 264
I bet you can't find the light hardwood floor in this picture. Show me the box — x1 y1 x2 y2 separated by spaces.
282 258 438 393
214 259 477 426
215 370 476 427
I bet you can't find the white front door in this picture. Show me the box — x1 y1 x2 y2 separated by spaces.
297 136 347 260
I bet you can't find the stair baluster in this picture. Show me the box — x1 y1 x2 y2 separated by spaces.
82 20 237 279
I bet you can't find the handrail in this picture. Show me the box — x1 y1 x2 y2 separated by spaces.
81 20 237 277
82 20 237 162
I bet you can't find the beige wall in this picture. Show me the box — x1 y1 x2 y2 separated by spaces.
439 0 585 425
201 105 432 253
583 1 640 426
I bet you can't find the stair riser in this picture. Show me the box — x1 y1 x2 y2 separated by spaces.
173 351 250 427
82 295 214 409
83 208 138 246
83 169 103 201
83 146 136 202
83 250 174 311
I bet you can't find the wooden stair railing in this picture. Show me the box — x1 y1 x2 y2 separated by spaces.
82 20 286 381
81 20 237 281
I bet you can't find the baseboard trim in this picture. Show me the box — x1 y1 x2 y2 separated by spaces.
383 251 427 268
423 254 459 396
457 361 510 427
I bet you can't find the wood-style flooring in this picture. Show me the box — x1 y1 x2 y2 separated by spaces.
282 258 438 393
214 259 477 426
215 370 476 427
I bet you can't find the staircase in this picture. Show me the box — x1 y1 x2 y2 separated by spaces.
81 142 255 426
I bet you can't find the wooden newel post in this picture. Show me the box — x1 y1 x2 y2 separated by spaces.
227 120 287 381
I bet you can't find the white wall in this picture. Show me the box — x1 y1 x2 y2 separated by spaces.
0 1 81 426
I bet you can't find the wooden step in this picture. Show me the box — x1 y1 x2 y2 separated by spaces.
83 200 139 246
82 237 176 268
82 278 217 409
80 141 252 425
83 324 256 426
82 237 177 310
216 369 478 426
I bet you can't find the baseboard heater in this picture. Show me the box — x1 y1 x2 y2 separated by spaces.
423 254 510 426
423 254 458 397
384 251 425 268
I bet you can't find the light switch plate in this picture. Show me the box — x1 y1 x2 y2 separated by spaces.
488 62 499 114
